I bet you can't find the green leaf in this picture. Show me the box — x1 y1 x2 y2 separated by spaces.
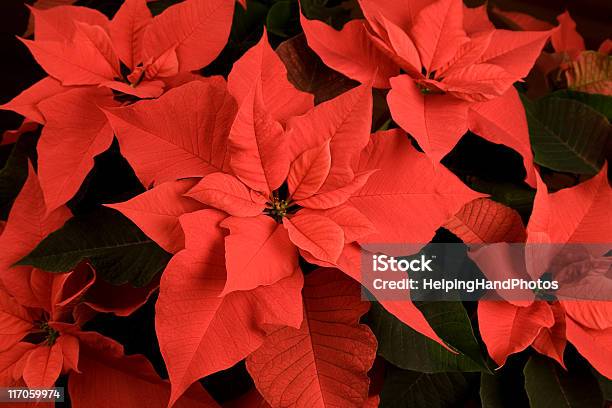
366 302 490 373
380 366 472 408
465 178 534 217
524 355 603 408
266 1 298 38
0 132 38 220
593 369 612 401
18 207 171 287
480 374 504 408
551 90 612 121
522 94 610 175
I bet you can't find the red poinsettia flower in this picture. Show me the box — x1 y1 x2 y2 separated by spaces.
492 8 611 96
0 277 220 408
103 32 482 404
0 0 234 213
470 167 612 377
0 163 157 317
301 0 554 185
0 166 220 407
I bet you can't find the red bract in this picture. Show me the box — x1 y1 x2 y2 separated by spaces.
246 269 377 408
104 32 482 404
301 0 553 185
0 0 234 213
477 167 612 377
0 167 218 407
0 164 71 304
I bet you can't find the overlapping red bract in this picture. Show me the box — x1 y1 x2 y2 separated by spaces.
1 0 235 212
1 0 610 405
475 166 612 376
246 269 377 408
0 166 216 407
301 0 553 186
103 31 481 404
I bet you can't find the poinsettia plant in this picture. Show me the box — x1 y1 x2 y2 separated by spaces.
0 0 610 406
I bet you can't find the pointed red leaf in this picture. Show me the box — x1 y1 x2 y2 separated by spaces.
358 0 431 34
468 87 536 186
334 243 449 349
599 39 612 54
156 209 303 405
287 84 372 191
388 75 470 162
566 318 612 379
349 129 483 244
300 15 398 88
70 332 219 408
104 79 237 187
366 14 422 77
490 7 553 32
102 79 165 99
562 301 612 331
0 165 71 305
299 205 376 243
21 20 121 87
532 302 566 367
551 11 585 55
295 170 375 210
106 179 204 254
1 121 38 146
83 274 160 317
228 83 288 194
0 77 67 124
409 0 468 72
57 334 80 373
445 198 526 244
442 63 517 101
74 22 121 76
186 172 266 217
227 30 313 124
37 87 116 212
288 141 332 200
142 0 234 72
0 343 37 387
476 30 552 79
528 165 612 244
29 5 109 42
140 47 179 80
246 269 377 408
283 212 344 264
435 31 494 79
478 301 555 366
220 215 298 295
109 0 153 69
22 343 63 388
52 264 96 320
0 288 34 352
463 5 494 35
